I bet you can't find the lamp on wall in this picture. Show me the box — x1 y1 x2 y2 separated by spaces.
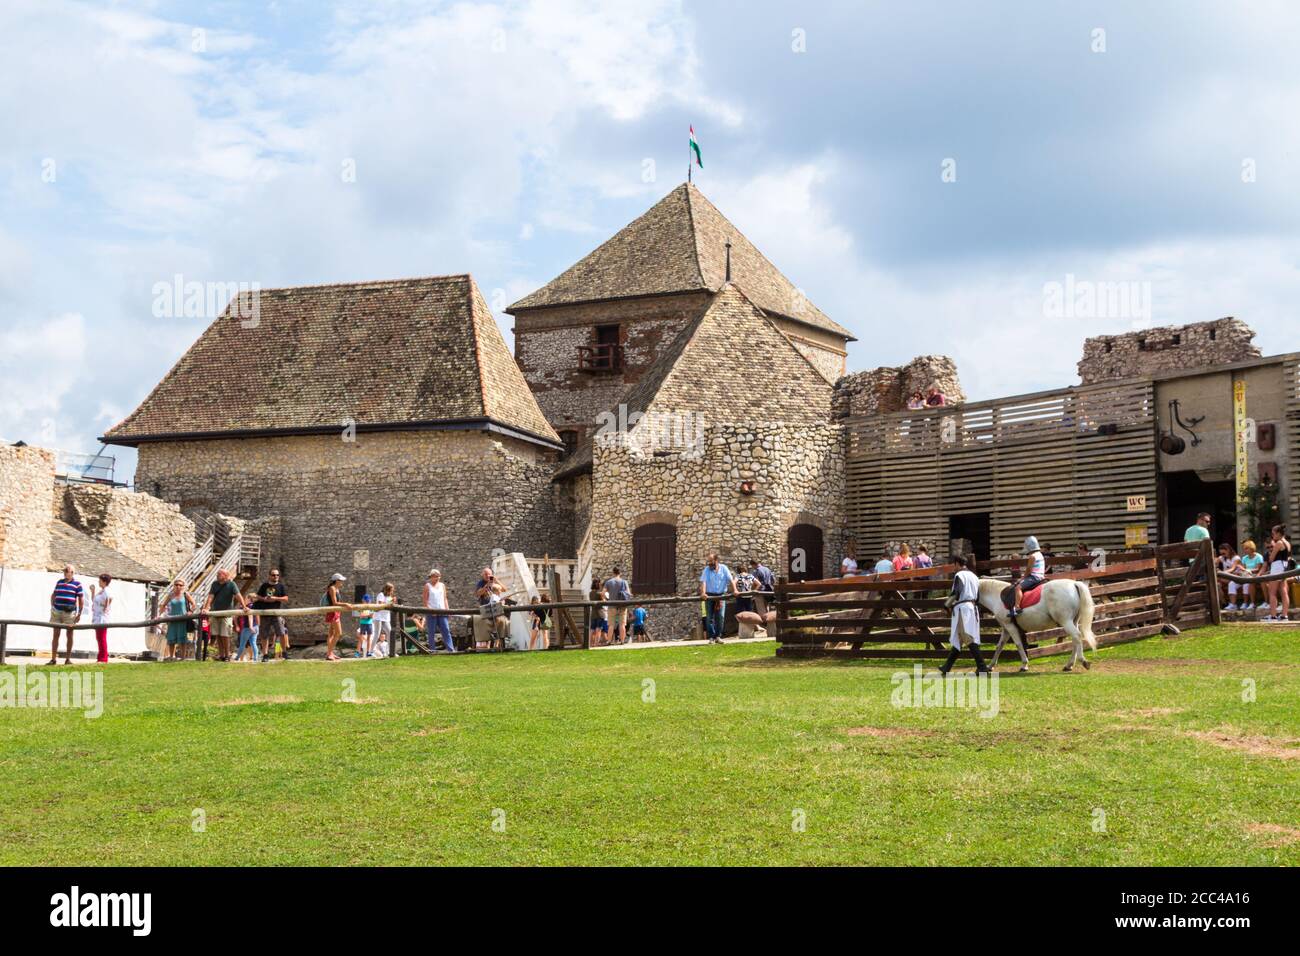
738 480 755 496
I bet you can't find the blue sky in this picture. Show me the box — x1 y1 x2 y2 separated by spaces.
2 0 1298 481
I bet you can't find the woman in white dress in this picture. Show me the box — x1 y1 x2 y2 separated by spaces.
942 556 990 674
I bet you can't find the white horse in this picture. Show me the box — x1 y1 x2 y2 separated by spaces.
977 578 1098 672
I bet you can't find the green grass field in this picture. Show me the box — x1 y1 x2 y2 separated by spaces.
2 625 1297 866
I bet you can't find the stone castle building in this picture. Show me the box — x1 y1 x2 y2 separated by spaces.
98 184 863 636
84 182 1295 640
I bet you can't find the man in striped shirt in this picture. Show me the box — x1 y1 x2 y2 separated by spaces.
48 564 84 666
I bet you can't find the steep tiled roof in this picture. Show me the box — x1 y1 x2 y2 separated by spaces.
554 284 835 479
48 520 169 583
509 184 853 340
104 275 560 446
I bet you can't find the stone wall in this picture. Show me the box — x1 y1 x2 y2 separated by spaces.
135 429 574 638
833 355 965 418
1078 317 1261 385
57 484 196 577
0 444 55 570
590 421 845 638
512 292 712 441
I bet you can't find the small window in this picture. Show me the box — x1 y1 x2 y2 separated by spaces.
1210 328 1217 341
1172 333 1181 345
1104 341 1113 354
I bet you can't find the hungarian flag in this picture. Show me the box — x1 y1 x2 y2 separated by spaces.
689 126 703 168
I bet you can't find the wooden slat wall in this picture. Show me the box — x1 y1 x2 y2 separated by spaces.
845 380 1158 558
1286 357 1300 528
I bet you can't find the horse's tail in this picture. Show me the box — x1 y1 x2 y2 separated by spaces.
1075 581 1097 650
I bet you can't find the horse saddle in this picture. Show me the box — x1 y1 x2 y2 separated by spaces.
1001 580 1045 611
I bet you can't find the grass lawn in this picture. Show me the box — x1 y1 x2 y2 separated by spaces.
2 625 1297 866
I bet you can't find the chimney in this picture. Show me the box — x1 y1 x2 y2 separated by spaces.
724 241 732 283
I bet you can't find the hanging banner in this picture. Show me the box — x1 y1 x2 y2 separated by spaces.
1233 380 1249 498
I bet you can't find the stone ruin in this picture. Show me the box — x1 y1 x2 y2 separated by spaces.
832 355 965 420
1077 317 1260 385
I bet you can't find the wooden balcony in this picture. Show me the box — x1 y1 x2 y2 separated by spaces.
577 343 624 373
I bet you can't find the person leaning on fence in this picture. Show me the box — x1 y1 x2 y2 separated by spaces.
914 546 934 570
699 552 738 644
48 564 84 666
1264 525 1292 622
163 579 195 662
734 564 758 617
476 568 511 651
426 569 455 653
372 583 395 655
1217 543 1240 611
840 544 859 577
873 549 894 575
749 558 774 616
253 569 289 661
892 543 915 573
941 555 990 675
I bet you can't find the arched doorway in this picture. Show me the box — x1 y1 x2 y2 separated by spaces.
787 523 824 582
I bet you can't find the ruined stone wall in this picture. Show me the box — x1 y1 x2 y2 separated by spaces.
590 421 845 638
57 484 196 576
0 445 55 570
1078 317 1261 385
135 430 574 637
833 355 965 418
512 292 712 441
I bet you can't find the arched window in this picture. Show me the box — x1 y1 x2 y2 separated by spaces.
632 522 676 594
787 523 824 583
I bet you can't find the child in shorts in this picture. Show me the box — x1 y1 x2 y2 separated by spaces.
356 591 374 657
631 603 648 642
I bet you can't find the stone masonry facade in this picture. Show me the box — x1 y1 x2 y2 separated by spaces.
1078 317 1261 384
589 421 845 638
0 444 56 570
56 483 195 577
513 292 712 446
135 429 573 636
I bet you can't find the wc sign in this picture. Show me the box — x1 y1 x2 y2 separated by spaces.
1125 495 1147 512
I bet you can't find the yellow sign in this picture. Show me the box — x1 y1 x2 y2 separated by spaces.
1125 524 1149 547
1126 495 1147 512
1233 379 1248 497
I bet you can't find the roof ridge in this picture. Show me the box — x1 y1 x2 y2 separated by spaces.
721 282 832 382
682 183 709 290
464 276 490 419
245 273 473 295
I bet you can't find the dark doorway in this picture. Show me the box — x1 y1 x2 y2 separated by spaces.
1162 471 1237 548
948 513 991 562
787 523 825 582
632 522 676 594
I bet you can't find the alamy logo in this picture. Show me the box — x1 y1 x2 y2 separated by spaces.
0 664 103 718
890 664 999 718
49 886 151 936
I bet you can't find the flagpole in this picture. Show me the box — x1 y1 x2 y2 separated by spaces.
687 130 692 185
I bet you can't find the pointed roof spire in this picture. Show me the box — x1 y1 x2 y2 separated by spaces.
509 183 852 340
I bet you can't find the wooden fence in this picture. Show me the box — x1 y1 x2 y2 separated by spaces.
772 540 1218 660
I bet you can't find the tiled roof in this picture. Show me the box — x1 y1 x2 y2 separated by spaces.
103 275 560 447
509 184 853 340
554 284 835 479
48 520 169 583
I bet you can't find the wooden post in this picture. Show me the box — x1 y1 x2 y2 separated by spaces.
772 577 785 644
582 603 591 650
1204 537 1222 626
0 622 7 665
